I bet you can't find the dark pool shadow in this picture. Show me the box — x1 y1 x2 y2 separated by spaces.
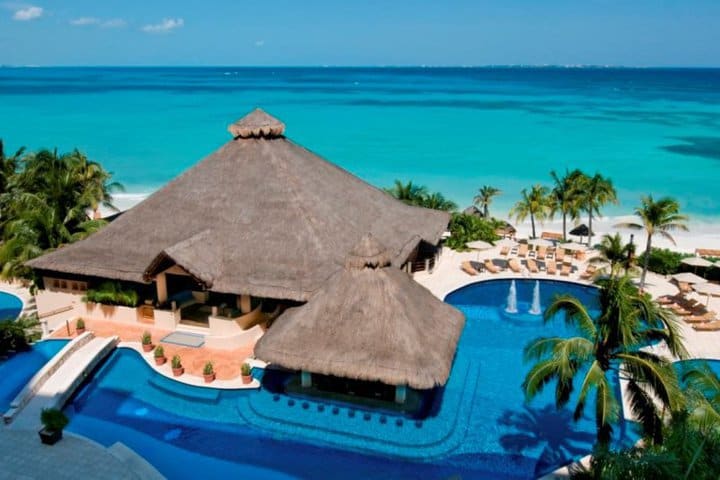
498 405 596 477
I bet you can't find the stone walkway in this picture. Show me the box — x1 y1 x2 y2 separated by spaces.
0 429 160 480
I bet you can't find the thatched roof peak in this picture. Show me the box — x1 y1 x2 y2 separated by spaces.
346 234 392 269
228 108 285 139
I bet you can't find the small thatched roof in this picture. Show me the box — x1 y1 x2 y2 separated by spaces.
462 205 483 218
569 224 592 237
254 234 465 389
27 109 449 301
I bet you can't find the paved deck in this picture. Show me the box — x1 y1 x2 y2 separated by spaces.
0 429 162 480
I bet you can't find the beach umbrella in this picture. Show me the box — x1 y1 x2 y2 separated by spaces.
692 282 720 306
528 238 553 248
569 224 593 244
681 256 715 275
562 242 587 252
672 272 707 284
495 238 518 248
466 240 494 261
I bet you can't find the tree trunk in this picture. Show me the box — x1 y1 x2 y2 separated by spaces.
587 211 593 247
483 204 489 218
640 234 653 288
531 214 536 239
562 212 567 241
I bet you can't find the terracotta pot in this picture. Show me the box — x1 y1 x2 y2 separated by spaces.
76 328 86 335
203 373 216 383
142 343 154 353
242 374 253 385
154 356 166 366
172 367 184 377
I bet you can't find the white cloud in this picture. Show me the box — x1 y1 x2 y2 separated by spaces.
70 16 126 28
101 18 125 28
70 16 99 26
12 5 42 21
141 17 183 34
255 40 265 47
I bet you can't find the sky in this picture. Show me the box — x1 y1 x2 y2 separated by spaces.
1 0 719 66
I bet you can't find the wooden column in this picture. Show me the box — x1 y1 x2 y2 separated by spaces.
239 294 252 314
156 272 168 304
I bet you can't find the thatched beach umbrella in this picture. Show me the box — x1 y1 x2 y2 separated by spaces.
672 272 707 284
693 282 720 306
569 224 592 244
254 234 465 394
682 256 715 275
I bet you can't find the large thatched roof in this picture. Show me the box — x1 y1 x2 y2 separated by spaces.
27 109 449 301
254 235 465 389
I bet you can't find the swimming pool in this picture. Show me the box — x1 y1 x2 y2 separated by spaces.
0 339 69 412
0 291 23 321
65 279 638 479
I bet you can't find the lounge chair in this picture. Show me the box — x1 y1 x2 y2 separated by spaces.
555 248 566 263
508 258 522 273
527 258 540 273
677 282 692 293
668 304 692 316
684 313 715 324
461 261 480 276
693 320 720 332
580 264 597 280
500 246 510 256
546 261 557 275
518 244 529 258
485 259 501 274
560 263 571 276
575 250 586 261
537 246 547 259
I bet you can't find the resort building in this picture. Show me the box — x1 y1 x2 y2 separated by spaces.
27 109 451 350
255 234 465 404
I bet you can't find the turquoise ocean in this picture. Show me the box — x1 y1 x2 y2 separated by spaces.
0 67 719 220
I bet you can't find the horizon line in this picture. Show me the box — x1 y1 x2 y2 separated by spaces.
3 64 720 69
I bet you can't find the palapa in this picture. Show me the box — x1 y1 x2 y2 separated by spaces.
27 109 449 302
254 234 465 389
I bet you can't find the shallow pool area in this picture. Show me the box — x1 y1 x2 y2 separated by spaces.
0 339 69 412
64 279 640 479
0 291 23 321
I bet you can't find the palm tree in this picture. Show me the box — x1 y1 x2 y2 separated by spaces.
384 180 428 206
523 275 687 446
473 185 502 218
0 140 23 196
577 173 617 247
509 184 550 239
590 233 637 278
615 196 689 289
549 169 584 241
422 192 457 212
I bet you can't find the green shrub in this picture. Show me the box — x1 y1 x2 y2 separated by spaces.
241 363 252 376
141 331 151 345
84 281 139 307
445 213 500 251
75 318 85 330
203 361 214 375
0 321 31 356
638 248 691 275
153 345 164 358
171 354 182 369
40 408 69 432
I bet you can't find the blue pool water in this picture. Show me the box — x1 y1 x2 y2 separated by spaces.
65 279 638 479
0 339 69 412
0 291 23 321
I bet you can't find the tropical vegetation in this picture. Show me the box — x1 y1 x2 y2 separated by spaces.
0 141 122 280
0 315 39 356
384 180 457 211
637 247 693 276
84 281 139 307
473 185 501 218
509 184 550 239
523 274 687 446
548 169 583 241
615 196 689 288
444 212 500 251
589 233 637 277
576 173 617 246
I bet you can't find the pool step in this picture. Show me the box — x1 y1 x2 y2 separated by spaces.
9 336 119 430
107 442 166 480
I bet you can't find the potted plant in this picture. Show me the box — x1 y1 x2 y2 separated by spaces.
75 318 86 335
38 408 69 445
203 361 215 383
141 331 153 352
171 354 184 377
241 362 253 384
154 345 166 366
